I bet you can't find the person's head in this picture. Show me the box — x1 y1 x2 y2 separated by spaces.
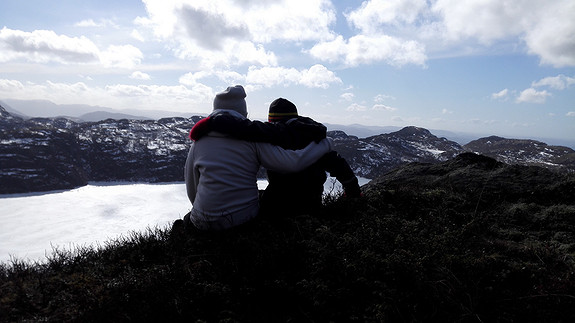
213 85 247 117
268 98 298 122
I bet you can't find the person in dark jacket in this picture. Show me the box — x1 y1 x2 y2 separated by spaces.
190 97 361 216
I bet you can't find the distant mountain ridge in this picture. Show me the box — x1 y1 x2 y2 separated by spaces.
1 104 574 194
0 99 200 121
330 128 575 178
78 111 152 122
329 126 464 178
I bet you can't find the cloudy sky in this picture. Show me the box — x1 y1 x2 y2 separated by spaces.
0 0 573 141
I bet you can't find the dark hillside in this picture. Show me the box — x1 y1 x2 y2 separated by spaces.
1 153 574 322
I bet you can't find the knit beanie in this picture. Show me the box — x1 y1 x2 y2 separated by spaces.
268 98 298 122
213 85 247 117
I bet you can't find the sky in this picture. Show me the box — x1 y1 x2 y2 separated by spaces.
0 0 574 142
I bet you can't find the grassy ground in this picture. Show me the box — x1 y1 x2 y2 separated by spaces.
1 153 574 322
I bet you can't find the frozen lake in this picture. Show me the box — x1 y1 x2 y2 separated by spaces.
0 178 368 264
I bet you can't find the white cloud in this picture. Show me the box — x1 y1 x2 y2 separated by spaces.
0 27 99 64
0 78 214 113
171 0 335 43
523 1 575 67
246 64 341 89
245 0 336 43
346 103 367 111
309 34 426 67
567 112 575 117
532 75 575 90
0 28 143 69
213 71 246 85
107 84 184 98
0 81 93 104
139 0 336 68
0 79 24 92
175 40 277 68
374 94 395 102
341 0 575 67
131 29 145 42
516 88 551 104
300 64 342 89
246 66 301 87
177 5 250 51
104 83 214 109
46 81 89 93
432 0 575 67
346 0 428 33
75 19 100 27
179 71 208 86
372 104 396 111
99 45 143 68
130 71 151 80
180 70 245 87
441 108 452 114
75 19 118 29
491 88 509 100
432 0 525 43
340 93 354 101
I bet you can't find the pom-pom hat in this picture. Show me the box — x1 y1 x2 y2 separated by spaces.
213 85 247 117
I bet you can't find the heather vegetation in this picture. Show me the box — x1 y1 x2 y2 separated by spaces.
1 153 574 322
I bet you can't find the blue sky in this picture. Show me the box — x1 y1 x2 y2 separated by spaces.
0 0 573 142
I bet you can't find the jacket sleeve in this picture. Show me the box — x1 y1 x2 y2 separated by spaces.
256 138 333 173
318 151 362 197
209 114 326 149
189 117 211 141
285 116 327 145
184 144 199 204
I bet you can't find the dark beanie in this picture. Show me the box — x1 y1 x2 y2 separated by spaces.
213 85 247 117
268 98 298 122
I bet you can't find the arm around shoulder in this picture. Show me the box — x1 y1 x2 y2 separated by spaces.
257 138 333 173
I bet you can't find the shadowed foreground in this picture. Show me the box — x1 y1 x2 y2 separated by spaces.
1 153 574 322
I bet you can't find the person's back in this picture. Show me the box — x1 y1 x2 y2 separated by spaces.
263 113 329 215
186 132 261 221
184 87 334 230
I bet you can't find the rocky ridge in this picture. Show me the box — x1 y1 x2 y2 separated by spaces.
465 135 575 171
1 104 574 194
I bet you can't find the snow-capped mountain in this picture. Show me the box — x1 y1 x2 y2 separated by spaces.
465 136 575 171
328 126 464 179
1 105 200 193
1 105 573 194
330 127 575 179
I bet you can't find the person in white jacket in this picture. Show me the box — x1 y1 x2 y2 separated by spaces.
183 85 333 231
